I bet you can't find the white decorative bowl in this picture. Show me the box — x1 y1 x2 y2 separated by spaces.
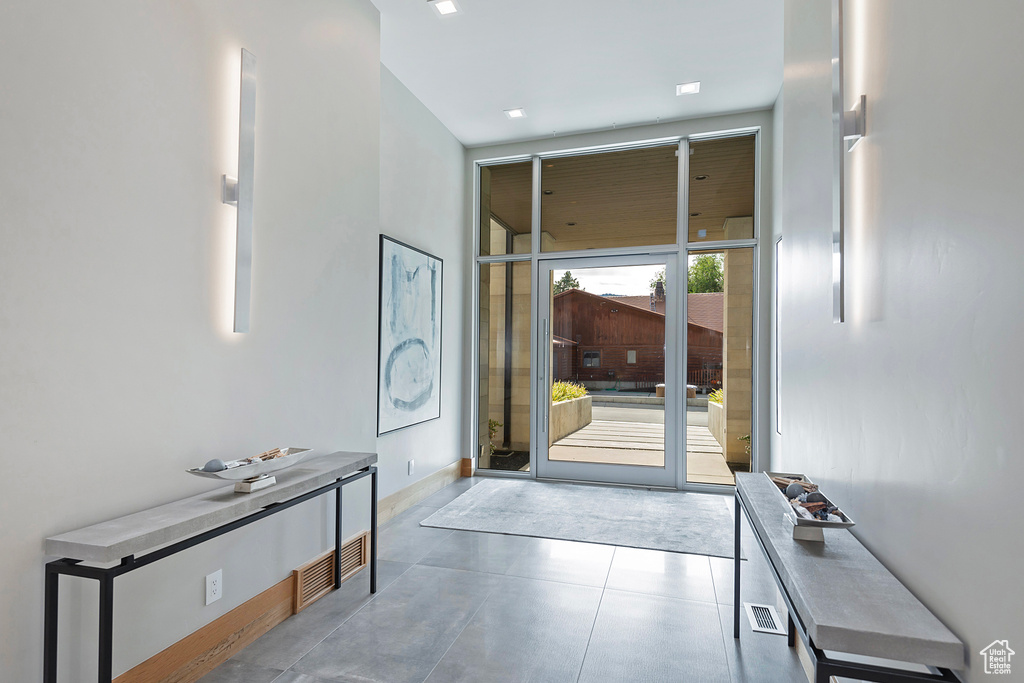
187 448 313 481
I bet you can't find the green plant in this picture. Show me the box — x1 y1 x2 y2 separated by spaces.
551 380 588 403
738 434 751 455
488 419 502 455
708 388 724 404
688 254 724 293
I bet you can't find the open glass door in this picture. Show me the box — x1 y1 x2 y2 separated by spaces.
535 255 679 487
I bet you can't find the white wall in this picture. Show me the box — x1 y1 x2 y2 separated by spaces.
377 66 467 492
777 2 1024 680
465 111 776 475
0 1 386 680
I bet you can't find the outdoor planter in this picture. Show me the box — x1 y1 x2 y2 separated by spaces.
549 395 593 445
708 399 725 450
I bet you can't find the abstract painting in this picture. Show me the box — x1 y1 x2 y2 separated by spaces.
378 235 443 435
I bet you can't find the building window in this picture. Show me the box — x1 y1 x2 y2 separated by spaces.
582 350 601 368
626 350 637 364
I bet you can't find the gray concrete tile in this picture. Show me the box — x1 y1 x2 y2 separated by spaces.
290 565 503 683
385 503 443 526
604 547 717 603
709 553 781 607
505 538 615 587
418 530 531 575
272 672 331 683
577 590 731 683
196 659 282 683
417 477 482 508
424 576 602 683
233 561 411 670
378 505 454 563
717 603 805 683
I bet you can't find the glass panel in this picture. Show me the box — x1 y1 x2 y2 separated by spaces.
478 261 531 471
479 162 532 256
686 248 753 485
540 146 678 252
688 135 755 243
547 264 666 467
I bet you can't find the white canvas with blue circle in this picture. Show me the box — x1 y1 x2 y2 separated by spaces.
377 235 443 435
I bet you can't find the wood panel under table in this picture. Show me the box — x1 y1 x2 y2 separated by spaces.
733 472 964 683
43 450 378 683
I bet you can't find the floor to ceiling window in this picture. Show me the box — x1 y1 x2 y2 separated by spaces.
685 134 757 485
477 161 532 472
475 131 760 488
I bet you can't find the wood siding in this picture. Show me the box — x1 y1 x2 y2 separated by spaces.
553 290 666 384
553 289 723 389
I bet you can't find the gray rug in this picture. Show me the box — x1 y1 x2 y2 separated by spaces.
420 479 742 559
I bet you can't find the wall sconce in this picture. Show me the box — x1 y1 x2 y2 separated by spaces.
222 49 256 333
832 0 866 323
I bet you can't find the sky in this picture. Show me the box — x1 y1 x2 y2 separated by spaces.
553 255 712 296
554 265 663 296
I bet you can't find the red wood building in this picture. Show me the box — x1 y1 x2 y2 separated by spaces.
552 289 723 391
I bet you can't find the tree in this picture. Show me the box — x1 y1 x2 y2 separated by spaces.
553 271 581 294
688 254 724 293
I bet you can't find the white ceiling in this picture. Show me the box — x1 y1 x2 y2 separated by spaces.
372 0 784 148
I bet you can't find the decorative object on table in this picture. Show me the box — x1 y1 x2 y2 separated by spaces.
377 235 443 435
766 472 854 542
187 448 312 493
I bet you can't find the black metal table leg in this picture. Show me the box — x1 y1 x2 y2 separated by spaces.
43 564 59 683
734 491 741 638
370 466 378 594
98 573 114 683
334 484 343 589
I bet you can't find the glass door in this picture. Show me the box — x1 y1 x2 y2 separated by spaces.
535 255 679 487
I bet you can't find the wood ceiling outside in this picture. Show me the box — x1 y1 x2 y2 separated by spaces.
688 136 755 242
485 135 754 252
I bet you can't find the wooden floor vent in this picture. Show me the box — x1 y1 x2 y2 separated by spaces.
293 531 369 613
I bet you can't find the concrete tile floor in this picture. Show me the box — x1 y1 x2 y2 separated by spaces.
199 478 803 683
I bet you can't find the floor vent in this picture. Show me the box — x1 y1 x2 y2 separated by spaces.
293 531 369 614
743 602 787 635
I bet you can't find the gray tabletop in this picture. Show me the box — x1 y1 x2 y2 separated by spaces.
45 451 377 563
735 473 963 670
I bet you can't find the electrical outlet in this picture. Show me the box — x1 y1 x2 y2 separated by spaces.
205 569 222 605
408 459 415 476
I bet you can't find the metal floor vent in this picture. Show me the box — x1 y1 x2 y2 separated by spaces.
743 602 787 635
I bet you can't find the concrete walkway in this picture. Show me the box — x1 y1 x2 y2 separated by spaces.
548 411 734 485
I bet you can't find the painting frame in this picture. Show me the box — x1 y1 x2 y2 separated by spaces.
377 235 443 436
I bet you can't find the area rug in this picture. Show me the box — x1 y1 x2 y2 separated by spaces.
420 479 742 559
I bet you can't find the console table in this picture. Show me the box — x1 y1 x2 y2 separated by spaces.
734 473 963 683
43 450 378 683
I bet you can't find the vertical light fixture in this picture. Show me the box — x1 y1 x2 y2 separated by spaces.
832 0 866 323
222 49 256 333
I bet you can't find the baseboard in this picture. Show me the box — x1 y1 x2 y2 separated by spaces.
377 460 461 525
114 575 294 683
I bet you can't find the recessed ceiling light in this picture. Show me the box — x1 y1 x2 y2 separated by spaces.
430 0 459 15
676 81 701 96
543 190 553 195
690 212 702 217
566 222 576 226
694 174 709 181
504 108 526 119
